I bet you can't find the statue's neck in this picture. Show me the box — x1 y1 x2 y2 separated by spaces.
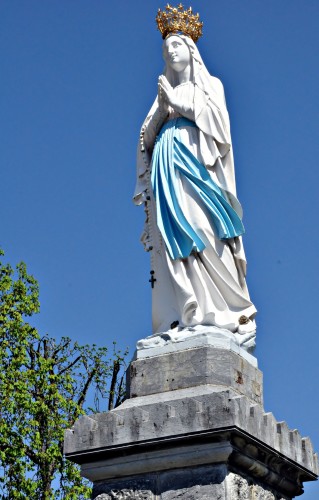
175 65 191 85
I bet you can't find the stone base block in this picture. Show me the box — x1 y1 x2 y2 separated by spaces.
128 346 263 405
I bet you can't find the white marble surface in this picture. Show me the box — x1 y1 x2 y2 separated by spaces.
134 34 257 336
135 325 257 367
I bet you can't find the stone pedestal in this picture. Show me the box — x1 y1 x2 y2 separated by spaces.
64 339 318 499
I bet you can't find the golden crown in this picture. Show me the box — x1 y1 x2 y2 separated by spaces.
156 4 203 43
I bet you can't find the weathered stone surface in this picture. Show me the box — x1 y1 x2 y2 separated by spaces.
65 345 318 498
95 494 153 500
69 419 316 498
93 475 156 499
128 346 263 405
81 440 232 481
226 473 250 500
159 465 226 499
92 466 227 499
91 467 290 500
226 473 286 499
64 385 318 477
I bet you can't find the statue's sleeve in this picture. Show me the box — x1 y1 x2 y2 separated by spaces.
194 76 239 202
194 76 231 156
133 98 166 205
143 99 168 154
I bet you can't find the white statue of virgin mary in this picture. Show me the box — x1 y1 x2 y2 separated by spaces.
134 6 256 350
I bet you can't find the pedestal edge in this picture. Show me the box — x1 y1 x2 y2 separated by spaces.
65 426 317 498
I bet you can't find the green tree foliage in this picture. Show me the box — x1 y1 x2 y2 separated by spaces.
0 250 127 499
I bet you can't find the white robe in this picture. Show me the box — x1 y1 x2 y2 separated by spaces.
134 74 256 334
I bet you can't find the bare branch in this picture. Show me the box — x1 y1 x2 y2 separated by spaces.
108 360 120 411
57 355 83 376
114 373 125 408
51 339 71 360
75 368 97 415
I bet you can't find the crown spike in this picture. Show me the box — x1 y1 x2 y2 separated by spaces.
156 4 203 43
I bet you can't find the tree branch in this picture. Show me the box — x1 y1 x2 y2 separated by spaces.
108 360 120 411
58 355 83 376
75 368 97 416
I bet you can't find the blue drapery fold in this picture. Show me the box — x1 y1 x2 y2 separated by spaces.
151 117 244 260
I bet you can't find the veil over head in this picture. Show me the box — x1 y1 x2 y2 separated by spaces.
164 34 231 151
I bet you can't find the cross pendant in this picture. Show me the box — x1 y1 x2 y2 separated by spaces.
149 270 156 288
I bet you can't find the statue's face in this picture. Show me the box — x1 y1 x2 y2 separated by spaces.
163 35 190 73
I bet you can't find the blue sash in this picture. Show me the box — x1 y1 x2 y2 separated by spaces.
151 117 244 260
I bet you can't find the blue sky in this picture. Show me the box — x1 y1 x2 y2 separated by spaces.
1 1 318 496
